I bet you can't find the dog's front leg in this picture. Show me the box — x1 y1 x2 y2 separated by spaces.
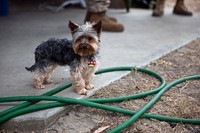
83 67 96 90
70 69 87 95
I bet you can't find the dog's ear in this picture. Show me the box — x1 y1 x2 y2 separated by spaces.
92 21 102 35
68 20 79 32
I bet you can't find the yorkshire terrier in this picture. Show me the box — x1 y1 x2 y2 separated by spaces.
26 20 102 95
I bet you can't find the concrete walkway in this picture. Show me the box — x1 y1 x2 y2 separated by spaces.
0 7 199 131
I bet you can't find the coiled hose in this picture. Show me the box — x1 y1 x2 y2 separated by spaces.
0 67 199 133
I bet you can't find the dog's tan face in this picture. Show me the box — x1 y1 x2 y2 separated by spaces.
72 35 99 56
68 21 102 56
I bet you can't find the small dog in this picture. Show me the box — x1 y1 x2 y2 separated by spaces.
26 20 102 95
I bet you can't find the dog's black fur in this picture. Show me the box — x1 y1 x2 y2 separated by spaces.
26 38 99 73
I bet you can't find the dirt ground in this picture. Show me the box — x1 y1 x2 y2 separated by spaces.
36 38 200 133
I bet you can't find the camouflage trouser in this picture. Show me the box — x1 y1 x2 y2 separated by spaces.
85 0 111 13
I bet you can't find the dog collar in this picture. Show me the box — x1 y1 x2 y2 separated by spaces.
88 58 96 68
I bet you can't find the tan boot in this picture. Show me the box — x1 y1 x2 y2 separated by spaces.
84 11 124 32
152 0 165 17
85 11 117 22
173 0 192 16
105 15 117 22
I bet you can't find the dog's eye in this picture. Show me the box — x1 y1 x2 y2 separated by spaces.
88 37 93 41
75 37 82 43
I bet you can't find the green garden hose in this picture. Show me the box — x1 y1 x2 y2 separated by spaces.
0 67 199 133
0 67 165 119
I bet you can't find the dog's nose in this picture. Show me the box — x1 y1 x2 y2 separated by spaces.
82 43 88 48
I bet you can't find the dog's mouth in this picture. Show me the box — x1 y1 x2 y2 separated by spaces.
73 43 98 56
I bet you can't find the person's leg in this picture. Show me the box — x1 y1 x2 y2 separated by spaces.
85 0 124 32
173 0 192 16
152 0 165 17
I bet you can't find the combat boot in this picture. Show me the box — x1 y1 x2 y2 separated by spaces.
84 11 124 32
152 0 165 16
173 0 193 16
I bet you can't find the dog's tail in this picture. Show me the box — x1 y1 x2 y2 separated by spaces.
25 64 37 72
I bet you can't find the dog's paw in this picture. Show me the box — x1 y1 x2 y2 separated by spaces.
76 88 87 95
35 84 45 89
45 79 53 84
86 84 94 90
